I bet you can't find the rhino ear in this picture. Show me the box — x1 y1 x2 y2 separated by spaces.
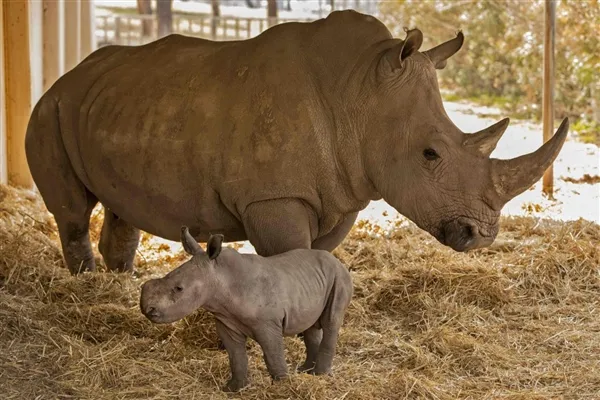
181 226 204 256
207 234 224 260
384 28 424 71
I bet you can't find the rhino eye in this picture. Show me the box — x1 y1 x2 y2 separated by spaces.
173 285 183 293
423 148 440 161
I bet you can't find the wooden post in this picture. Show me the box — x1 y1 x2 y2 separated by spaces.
211 0 220 40
2 0 34 187
0 1 7 184
43 0 65 92
542 0 556 197
267 0 277 27
80 0 96 58
156 0 173 38
64 0 81 71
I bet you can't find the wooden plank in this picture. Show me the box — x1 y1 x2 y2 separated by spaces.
542 0 556 197
64 0 81 71
43 0 65 92
2 0 34 187
80 0 96 58
0 1 7 184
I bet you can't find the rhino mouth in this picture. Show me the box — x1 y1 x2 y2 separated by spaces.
437 217 497 252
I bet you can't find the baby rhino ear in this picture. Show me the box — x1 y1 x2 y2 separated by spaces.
181 226 204 256
207 234 224 260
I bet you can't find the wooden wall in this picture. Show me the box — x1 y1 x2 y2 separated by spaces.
1 0 96 188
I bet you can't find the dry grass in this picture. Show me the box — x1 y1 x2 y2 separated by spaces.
1 183 599 400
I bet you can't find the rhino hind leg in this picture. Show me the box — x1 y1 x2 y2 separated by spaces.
54 198 99 275
297 326 323 373
25 98 98 275
98 208 140 272
312 283 352 375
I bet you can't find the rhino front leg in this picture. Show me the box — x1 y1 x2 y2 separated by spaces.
216 320 249 392
98 208 140 272
255 327 288 381
242 198 317 256
297 326 323 373
311 212 358 252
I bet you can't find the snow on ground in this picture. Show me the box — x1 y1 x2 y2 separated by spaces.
95 0 331 19
145 100 599 256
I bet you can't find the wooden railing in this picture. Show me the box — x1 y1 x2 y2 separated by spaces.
95 14 313 46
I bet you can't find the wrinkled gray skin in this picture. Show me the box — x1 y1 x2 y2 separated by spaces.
140 227 353 392
25 10 569 275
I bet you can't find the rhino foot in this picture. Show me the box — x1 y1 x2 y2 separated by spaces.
309 367 332 376
271 373 288 382
296 362 316 373
222 378 248 392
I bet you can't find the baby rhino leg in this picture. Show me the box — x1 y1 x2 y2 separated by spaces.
297 326 323 373
255 326 288 381
313 282 352 375
216 321 249 392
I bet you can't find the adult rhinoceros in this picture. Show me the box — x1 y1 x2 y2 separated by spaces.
25 10 568 274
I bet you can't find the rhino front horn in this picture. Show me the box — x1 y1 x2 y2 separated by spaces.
491 117 569 203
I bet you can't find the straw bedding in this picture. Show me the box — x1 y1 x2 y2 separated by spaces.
1 183 599 399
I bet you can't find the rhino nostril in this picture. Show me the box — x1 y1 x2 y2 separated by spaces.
463 223 478 240
146 306 157 316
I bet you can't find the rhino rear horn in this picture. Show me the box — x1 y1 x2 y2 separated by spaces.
181 226 204 256
492 118 569 203
463 118 510 157
424 31 464 69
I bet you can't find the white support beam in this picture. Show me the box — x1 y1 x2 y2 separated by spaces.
80 0 96 58
64 0 81 72
29 0 44 105
2 0 34 188
43 0 65 91
0 1 7 184
542 0 556 197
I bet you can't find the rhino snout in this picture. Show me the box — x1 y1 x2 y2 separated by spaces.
440 218 496 252
142 305 161 319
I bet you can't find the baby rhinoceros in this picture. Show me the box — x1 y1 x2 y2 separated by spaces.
140 226 353 392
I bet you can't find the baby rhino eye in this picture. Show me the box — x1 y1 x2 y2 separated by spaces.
174 286 183 293
423 148 440 161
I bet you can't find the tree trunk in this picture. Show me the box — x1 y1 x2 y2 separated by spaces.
211 0 220 40
156 0 173 38
267 0 278 27
136 0 153 37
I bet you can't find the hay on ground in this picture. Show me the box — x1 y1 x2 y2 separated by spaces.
0 183 599 399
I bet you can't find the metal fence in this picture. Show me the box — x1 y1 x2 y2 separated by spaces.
95 14 313 46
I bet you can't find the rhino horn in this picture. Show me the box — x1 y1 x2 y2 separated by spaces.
463 118 510 157
492 118 569 203
424 31 464 69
